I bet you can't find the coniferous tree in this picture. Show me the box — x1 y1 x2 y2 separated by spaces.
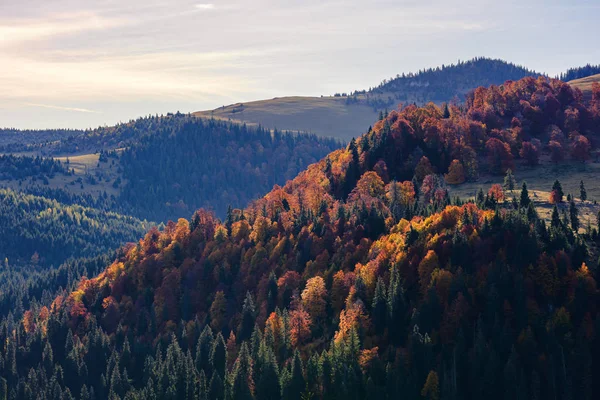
519 182 530 208
503 169 515 191
229 343 254 400
570 200 580 232
580 180 587 202
552 180 564 203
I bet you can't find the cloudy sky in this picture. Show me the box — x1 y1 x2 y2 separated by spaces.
1 0 599 129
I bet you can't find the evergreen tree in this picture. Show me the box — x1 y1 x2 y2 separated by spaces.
229 343 254 400
519 182 530 208
580 180 587 202
503 169 515 191
552 180 564 203
238 292 256 343
570 200 580 232
551 205 561 228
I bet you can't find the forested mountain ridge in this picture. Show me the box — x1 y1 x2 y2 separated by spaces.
4 76 600 399
195 57 547 140
117 117 341 221
0 116 341 222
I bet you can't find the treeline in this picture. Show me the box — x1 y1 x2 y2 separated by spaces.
0 154 68 182
118 118 340 220
558 64 600 82
0 188 151 267
0 128 83 152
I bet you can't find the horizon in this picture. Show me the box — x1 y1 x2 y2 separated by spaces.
1 0 599 130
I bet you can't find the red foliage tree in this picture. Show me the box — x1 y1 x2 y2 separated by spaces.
519 141 540 166
488 184 505 202
485 138 514 175
571 134 591 163
548 140 564 163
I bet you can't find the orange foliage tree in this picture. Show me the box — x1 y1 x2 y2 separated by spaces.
488 184 505 202
444 159 466 185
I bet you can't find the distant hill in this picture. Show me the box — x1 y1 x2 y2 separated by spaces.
569 73 600 101
196 58 541 140
0 115 342 222
195 96 379 142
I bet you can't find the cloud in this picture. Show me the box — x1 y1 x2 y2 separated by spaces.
0 12 128 47
195 4 215 10
22 102 101 114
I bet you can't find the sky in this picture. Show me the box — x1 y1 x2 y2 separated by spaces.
1 0 599 129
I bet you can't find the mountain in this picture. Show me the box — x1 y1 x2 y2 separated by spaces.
0 115 341 222
4 75 600 399
195 58 541 140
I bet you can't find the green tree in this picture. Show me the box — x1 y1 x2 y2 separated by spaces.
229 343 254 400
552 180 564 203
519 182 530 208
503 169 516 191
570 200 580 232
580 180 587 201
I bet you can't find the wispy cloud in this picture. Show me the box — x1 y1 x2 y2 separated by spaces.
23 102 101 113
0 12 128 48
195 4 215 10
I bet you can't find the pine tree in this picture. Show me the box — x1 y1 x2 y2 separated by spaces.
372 277 387 335
229 343 254 400
238 292 256 343
211 333 227 380
519 182 530 208
552 180 564 203
503 169 515 191
282 351 305 400
570 200 580 232
551 206 561 228
580 180 587 202
266 272 278 315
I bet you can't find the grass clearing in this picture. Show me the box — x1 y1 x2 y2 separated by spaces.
194 96 379 141
448 160 600 231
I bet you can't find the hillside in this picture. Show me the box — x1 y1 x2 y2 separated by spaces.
569 74 600 101
4 75 600 399
0 116 341 222
0 188 151 268
195 58 541 140
194 96 379 142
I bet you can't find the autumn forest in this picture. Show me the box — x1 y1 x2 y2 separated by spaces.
2 57 600 400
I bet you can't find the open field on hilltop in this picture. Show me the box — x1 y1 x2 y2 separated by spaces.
195 96 379 141
0 152 123 197
449 159 600 231
569 73 600 100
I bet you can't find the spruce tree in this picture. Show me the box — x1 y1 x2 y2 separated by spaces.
503 169 515 191
570 200 580 232
580 180 587 201
551 206 561 228
552 180 564 203
519 182 530 208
